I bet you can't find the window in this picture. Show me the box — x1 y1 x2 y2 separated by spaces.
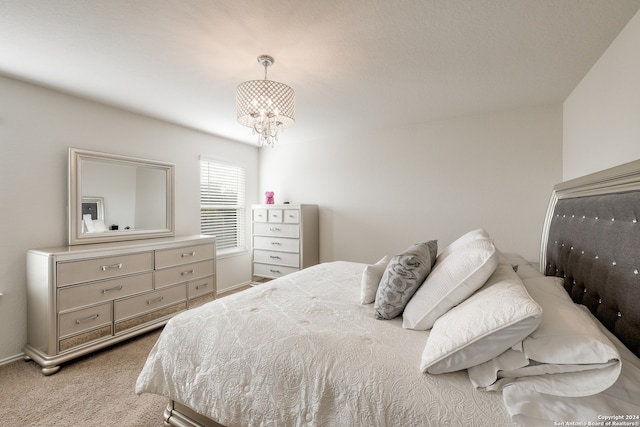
200 158 246 253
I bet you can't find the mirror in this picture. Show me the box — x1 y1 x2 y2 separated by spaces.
68 147 175 245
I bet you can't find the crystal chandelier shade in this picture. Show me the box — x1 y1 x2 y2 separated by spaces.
236 55 295 147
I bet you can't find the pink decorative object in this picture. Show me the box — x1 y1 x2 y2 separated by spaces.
265 191 275 204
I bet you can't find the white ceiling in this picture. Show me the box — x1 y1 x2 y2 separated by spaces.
1 1 639 145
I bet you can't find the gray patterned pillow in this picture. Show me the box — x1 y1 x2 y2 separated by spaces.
374 240 438 320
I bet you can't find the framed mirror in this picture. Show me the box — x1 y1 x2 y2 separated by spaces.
68 147 175 245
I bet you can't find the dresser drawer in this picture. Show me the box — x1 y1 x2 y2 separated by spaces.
58 302 113 338
253 250 299 268
253 222 299 238
155 244 214 269
155 260 215 289
114 284 186 322
268 209 283 222
58 272 153 312
283 209 300 223
253 236 300 253
253 208 268 222
253 263 299 279
57 252 154 286
188 275 216 299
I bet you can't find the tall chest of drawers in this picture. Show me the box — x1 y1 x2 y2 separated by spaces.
23 235 216 375
252 204 319 279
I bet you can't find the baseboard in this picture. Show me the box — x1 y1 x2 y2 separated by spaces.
217 281 252 297
0 353 25 366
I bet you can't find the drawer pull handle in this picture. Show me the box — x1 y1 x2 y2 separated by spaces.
270 255 281 259
181 251 196 257
270 269 281 273
102 263 123 271
270 242 281 246
181 269 195 276
195 283 209 290
269 227 281 232
147 296 164 305
102 285 123 294
76 313 99 324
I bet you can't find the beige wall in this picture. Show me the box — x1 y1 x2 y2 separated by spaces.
0 75 258 362
259 104 563 266
563 9 640 180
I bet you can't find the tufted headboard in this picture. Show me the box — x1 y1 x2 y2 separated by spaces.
540 160 640 358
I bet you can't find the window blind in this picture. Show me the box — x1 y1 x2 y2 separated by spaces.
200 159 246 252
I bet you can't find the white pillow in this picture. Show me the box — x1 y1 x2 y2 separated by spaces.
521 276 620 365
467 276 621 397
420 268 542 374
402 237 498 330
359 256 388 305
437 228 490 261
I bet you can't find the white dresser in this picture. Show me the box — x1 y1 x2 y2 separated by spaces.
23 235 216 375
252 204 319 279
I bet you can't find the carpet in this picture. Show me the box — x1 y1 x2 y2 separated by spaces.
0 329 166 427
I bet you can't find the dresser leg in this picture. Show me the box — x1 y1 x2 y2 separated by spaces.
41 365 61 376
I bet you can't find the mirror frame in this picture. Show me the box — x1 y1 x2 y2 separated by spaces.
68 147 175 245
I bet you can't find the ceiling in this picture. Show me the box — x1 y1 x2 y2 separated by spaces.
1 1 639 146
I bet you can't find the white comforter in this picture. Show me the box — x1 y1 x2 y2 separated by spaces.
136 261 514 427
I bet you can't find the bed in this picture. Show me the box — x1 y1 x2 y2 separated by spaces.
136 160 640 427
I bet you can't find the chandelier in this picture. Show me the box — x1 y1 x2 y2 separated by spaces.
236 55 295 147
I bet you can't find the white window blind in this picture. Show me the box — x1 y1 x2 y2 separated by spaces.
200 159 246 252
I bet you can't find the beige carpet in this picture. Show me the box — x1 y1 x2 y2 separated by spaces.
0 329 167 427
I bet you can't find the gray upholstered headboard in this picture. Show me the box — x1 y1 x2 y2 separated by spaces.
540 160 640 358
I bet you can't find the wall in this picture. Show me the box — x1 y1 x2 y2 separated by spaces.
0 75 258 363
259 104 563 266
563 9 640 180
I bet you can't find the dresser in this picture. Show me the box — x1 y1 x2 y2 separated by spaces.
23 235 216 375
252 204 319 279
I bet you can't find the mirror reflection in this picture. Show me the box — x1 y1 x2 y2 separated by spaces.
68 148 175 245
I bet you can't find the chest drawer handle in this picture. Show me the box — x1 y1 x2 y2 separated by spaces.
269 268 281 273
101 263 123 271
102 285 124 294
181 269 195 276
270 242 281 246
270 255 281 259
181 251 196 258
147 296 164 305
75 313 100 324
195 282 209 290
269 227 281 232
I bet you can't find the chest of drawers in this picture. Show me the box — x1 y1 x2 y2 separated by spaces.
23 235 216 375
252 204 319 279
